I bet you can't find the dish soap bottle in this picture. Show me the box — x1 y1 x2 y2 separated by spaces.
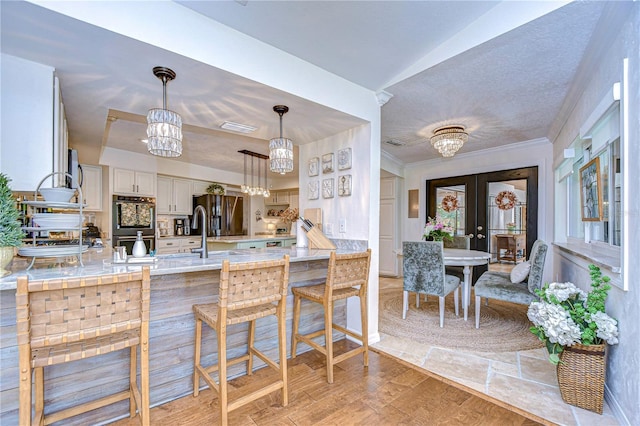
132 231 147 258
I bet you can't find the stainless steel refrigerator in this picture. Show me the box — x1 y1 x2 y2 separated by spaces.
191 192 246 236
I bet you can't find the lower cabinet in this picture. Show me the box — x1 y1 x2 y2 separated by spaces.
207 238 295 251
157 237 201 254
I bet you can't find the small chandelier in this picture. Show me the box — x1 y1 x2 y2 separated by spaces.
269 105 294 174
147 66 183 157
239 150 270 198
430 125 468 157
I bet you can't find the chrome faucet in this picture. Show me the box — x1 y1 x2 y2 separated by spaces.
191 205 209 259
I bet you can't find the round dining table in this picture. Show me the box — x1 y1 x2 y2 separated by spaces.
443 248 492 321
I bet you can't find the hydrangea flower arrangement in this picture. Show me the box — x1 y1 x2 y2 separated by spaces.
423 216 453 242
527 264 619 364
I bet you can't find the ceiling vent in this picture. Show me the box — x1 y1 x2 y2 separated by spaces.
220 121 257 134
384 139 405 147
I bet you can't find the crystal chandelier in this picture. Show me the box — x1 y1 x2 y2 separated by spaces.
147 66 183 157
239 150 270 198
430 125 468 157
269 105 294 174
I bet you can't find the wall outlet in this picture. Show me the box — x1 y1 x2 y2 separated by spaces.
339 218 346 233
324 223 333 235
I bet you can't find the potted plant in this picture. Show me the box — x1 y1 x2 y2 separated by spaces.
423 216 453 242
0 173 25 276
527 265 618 413
206 183 225 195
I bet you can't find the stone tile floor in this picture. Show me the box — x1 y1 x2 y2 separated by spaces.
372 276 619 426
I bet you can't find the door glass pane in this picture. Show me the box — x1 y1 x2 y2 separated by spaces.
435 185 465 236
487 180 527 267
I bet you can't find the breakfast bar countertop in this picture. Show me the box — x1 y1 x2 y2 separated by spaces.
0 245 334 290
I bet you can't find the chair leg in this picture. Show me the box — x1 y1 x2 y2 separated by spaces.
18 355 32 426
247 320 255 375
193 318 202 396
475 295 481 329
438 296 445 328
35 367 44 425
277 301 288 406
140 324 150 426
324 301 334 384
129 345 137 418
416 292 420 308
291 294 301 358
218 326 228 425
402 290 408 319
453 287 459 317
360 292 369 367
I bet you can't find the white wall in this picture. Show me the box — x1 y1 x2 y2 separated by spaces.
549 4 639 424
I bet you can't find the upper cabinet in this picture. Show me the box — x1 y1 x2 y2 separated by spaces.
80 164 103 211
266 191 290 206
113 168 155 196
1 54 67 190
191 180 210 197
157 176 192 215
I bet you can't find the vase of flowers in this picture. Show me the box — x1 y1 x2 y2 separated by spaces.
423 216 453 242
527 265 618 413
278 207 299 233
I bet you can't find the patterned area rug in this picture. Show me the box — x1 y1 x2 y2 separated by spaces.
378 287 543 352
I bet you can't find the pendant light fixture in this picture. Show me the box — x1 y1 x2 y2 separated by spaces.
269 105 294 174
239 150 270 197
147 66 183 157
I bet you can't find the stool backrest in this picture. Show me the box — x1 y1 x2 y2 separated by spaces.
326 249 371 292
16 269 150 351
443 235 470 249
219 255 290 310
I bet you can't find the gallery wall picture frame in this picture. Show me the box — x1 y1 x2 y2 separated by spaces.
322 153 334 174
579 157 603 221
308 180 319 200
337 174 352 196
308 157 319 177
337 147 352 170
322 178 334 198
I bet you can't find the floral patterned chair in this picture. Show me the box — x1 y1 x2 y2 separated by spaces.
473 240 548 328
402 241 461 327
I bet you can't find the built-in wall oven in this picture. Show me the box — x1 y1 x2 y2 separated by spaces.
112 195 156 255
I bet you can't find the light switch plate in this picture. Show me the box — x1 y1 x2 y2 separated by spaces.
325 223 333 235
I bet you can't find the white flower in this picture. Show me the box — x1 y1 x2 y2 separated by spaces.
545 282 587 302
527 302 582 346
591 311 619 345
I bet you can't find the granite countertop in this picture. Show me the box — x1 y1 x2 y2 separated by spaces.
206 235 296 243
0 244 335 290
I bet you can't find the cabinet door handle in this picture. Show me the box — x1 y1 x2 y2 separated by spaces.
174 204 177 211
132 184 135 192
137 185 139 193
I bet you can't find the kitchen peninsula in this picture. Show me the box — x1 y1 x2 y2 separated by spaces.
0 244 364 424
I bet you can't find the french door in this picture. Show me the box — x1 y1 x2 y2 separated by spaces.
426 166 538 280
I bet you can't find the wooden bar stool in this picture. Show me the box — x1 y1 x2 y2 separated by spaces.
192 255 290 425
17 267 151 426
291 249 371 384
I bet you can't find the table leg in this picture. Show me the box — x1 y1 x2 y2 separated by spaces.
463 265 472 321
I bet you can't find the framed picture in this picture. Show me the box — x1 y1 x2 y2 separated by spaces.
337 147 352 170
308 157 319 177
579 157 603 221
322 178 334 198
322 153 334 174
337 174 352 196
308 180 319 200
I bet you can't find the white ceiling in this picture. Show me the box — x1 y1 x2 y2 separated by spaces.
1 1 617 181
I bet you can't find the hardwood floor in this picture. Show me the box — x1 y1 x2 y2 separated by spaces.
111 340 540 425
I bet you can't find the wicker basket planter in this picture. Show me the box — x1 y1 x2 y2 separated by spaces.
556 343 606 414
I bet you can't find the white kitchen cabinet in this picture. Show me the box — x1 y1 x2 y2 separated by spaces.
266 191 289 206
157 176 192 215
157 237 201 254
80 164 102 211
113 168 155 196
1 54 67 190
288 189 299 210
191 180 210 196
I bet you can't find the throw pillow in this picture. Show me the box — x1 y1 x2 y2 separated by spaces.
510 261 531 284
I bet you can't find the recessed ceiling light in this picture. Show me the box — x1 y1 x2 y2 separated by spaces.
220 121 257 134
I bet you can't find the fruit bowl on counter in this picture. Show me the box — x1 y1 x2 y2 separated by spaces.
39 187 76 203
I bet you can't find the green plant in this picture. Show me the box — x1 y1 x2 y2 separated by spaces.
423 216 453 242
0 173 25 247
527 265 618 364
206 183 225 195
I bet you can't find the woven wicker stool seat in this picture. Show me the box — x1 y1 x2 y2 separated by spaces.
291 249 371 384
17 268 151 426
192 255 290 425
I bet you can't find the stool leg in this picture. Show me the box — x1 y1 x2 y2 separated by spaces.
325 301 334 384
141 323 150 426
247 320 255 375
193 317 202 397
35 367 44 425
18 355 32 426
290 294 301 358
129 345 137 418
218 325 228 425
360 292 369 367
277 300 288 406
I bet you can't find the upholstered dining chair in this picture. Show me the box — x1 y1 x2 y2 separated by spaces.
402 241 461 327
443 235 471 280
474 240 548 328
